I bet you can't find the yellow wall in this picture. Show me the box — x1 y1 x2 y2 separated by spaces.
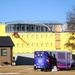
0 23 56 56
7 32 55 56
0 23 6 36
0 23 75 56
60 32 69 50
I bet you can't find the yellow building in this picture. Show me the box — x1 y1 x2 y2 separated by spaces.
0 21 75 59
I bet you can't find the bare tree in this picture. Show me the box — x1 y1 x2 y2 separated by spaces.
65 6 75 51
66 6 75 31
67 6 75 22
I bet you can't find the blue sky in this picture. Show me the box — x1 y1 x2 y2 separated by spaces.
0 0 75 23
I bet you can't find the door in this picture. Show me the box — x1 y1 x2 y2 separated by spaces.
67 53 71 69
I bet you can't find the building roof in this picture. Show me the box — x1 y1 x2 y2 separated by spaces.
5 20 63 26
0 36 14 47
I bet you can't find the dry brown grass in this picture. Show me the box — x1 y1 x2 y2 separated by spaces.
0 65 75 75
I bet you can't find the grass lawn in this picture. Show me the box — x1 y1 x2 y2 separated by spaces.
0 65 75 75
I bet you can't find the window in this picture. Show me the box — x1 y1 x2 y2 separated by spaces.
46 43 49 47
22 35 24 38
36 26 39 31
17 44 20 47
32 43 34 47
50 34 53 38
22 44 25 47
55 41 60 49
51 43 53 47
55 34 60 41
17 24 21 31
46 35 48 38
31 35 34 38
45 27 48 32
41 35 43 38
36 35 39 38
26 25 29 32
22 27 25 31
27 35 29 38
31 26 34 31
41 43 44 47
17 27 19 31
41 27 44 32
21 24 25 31
1 49 7 56
58 52 65 60
36 43 39 47
10 25 14 31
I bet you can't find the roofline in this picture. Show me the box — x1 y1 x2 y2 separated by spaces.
5 20 63 25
